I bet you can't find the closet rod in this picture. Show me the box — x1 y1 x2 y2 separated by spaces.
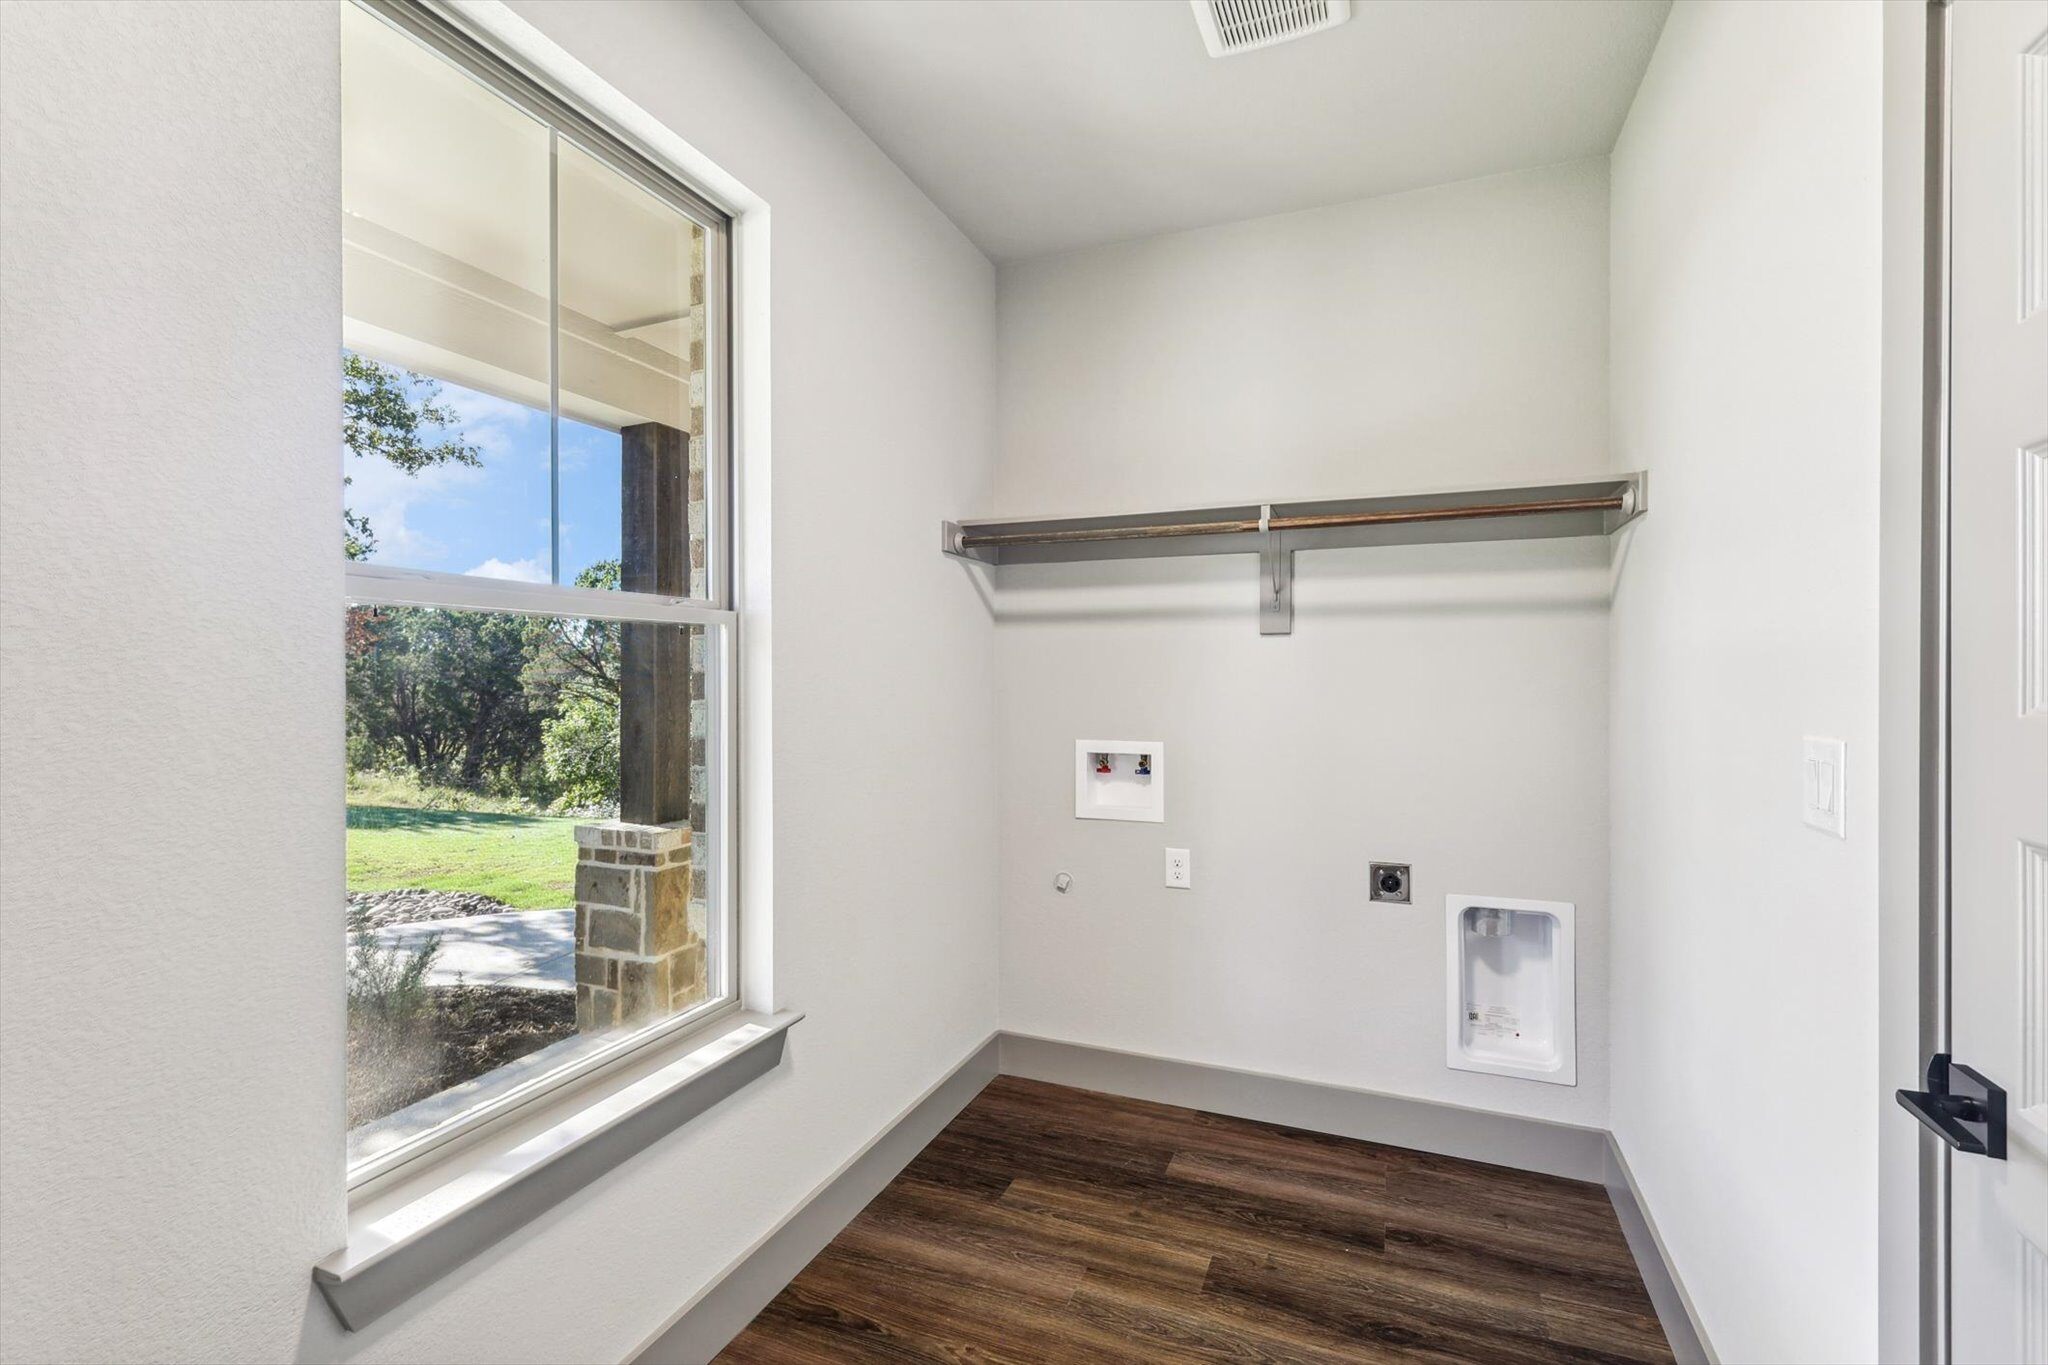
954 490 1630 550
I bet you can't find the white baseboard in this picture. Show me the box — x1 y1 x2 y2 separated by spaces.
999 1031 1610 1182
1603 1135 1716 1364
628 1033 1001 1364
630 1031 1713 1364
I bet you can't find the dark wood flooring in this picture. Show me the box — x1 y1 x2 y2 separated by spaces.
718 1076 1674 1364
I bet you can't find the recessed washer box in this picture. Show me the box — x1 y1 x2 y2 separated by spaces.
1445 893 1576 1086
1074 741 1164 823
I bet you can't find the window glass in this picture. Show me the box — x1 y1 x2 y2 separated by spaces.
345 606 714 1161
339 2 731 1178
341 1 553 577
557 137 710 595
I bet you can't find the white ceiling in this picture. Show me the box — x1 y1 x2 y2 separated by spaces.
738 0 1672 261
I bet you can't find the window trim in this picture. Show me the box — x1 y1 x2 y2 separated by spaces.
345 563 735 627
318 1008 802 1330
341 0 742 1194
346 995 742 1196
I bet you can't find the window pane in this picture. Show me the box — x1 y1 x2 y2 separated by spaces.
557 138 711 596
341 3 552 578
345 605 717 1164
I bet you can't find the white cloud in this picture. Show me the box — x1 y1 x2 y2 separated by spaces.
342 372 553 569
344 445 487 564
466 555 550 583
432 384 546 466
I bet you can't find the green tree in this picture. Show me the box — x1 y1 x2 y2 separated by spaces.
523 560 623 806
539 695 619 807
522 560 621 703
342 352 481 560
347 605 544 792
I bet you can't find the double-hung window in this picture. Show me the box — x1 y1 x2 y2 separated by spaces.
338 0 735 1183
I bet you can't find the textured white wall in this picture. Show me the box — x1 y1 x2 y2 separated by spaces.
0 1 999 1360
993 162 1614 1129
1606 3 1884 1360
0 4 347 1360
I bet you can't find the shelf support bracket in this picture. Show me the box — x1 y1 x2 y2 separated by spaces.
1259 513 1292 636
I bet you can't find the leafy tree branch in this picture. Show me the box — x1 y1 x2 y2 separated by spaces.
342 352 482 560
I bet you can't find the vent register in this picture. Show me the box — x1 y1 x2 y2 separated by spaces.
1191 0 1353 58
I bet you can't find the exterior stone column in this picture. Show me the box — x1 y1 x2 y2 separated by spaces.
573 820 705 1032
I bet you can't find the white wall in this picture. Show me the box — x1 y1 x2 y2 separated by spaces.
1605 3 1884 1361
993 161 1614 1129
0 1 999 1361
0 4 347 1360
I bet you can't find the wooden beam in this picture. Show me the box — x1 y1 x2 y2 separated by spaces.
619 422 689 826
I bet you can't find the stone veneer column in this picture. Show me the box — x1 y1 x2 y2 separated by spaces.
572 820 705 1031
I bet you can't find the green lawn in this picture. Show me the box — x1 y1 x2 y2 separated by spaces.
346 804 582 910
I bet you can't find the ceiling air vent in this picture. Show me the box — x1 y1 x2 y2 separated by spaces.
1190 0 1352 58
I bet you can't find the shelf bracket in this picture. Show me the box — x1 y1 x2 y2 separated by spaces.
1259 514 1292 635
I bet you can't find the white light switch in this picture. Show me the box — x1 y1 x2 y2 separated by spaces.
1802 737 1846 837
1164 847 1192 889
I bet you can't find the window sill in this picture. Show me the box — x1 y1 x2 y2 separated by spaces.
314 1008 800 1331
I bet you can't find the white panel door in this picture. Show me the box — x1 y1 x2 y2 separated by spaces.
1951 2 2048 1361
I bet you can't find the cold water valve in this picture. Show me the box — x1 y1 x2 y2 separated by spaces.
1074 740 1165 822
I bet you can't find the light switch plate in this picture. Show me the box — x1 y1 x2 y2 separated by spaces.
1802 736 1846 838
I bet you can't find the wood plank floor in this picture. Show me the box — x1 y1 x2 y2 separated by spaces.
718 1076 1674 1364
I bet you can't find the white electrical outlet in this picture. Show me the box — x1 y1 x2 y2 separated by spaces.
1164 847 1192 889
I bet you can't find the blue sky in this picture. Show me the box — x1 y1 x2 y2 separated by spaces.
345 365 622 586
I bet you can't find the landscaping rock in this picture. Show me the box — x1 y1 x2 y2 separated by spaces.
347 887 515 931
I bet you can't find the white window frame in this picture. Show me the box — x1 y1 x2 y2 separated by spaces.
341 0 740 1195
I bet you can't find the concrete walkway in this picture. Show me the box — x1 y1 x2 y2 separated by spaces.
364 908 574 991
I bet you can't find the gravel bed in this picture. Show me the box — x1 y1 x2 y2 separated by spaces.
346 888 517 931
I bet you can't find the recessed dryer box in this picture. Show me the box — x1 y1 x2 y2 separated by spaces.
1445 893 1576 1086
1074 741 1164 823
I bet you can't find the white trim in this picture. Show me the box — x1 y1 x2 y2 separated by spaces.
436 1 763 223
704 615 740 1006
317 1010 800 1331
344 562 733 626
347 996 740 1193
1605 1135 1718 1363
997 1030 1607 1182
631 1034 1002 1364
